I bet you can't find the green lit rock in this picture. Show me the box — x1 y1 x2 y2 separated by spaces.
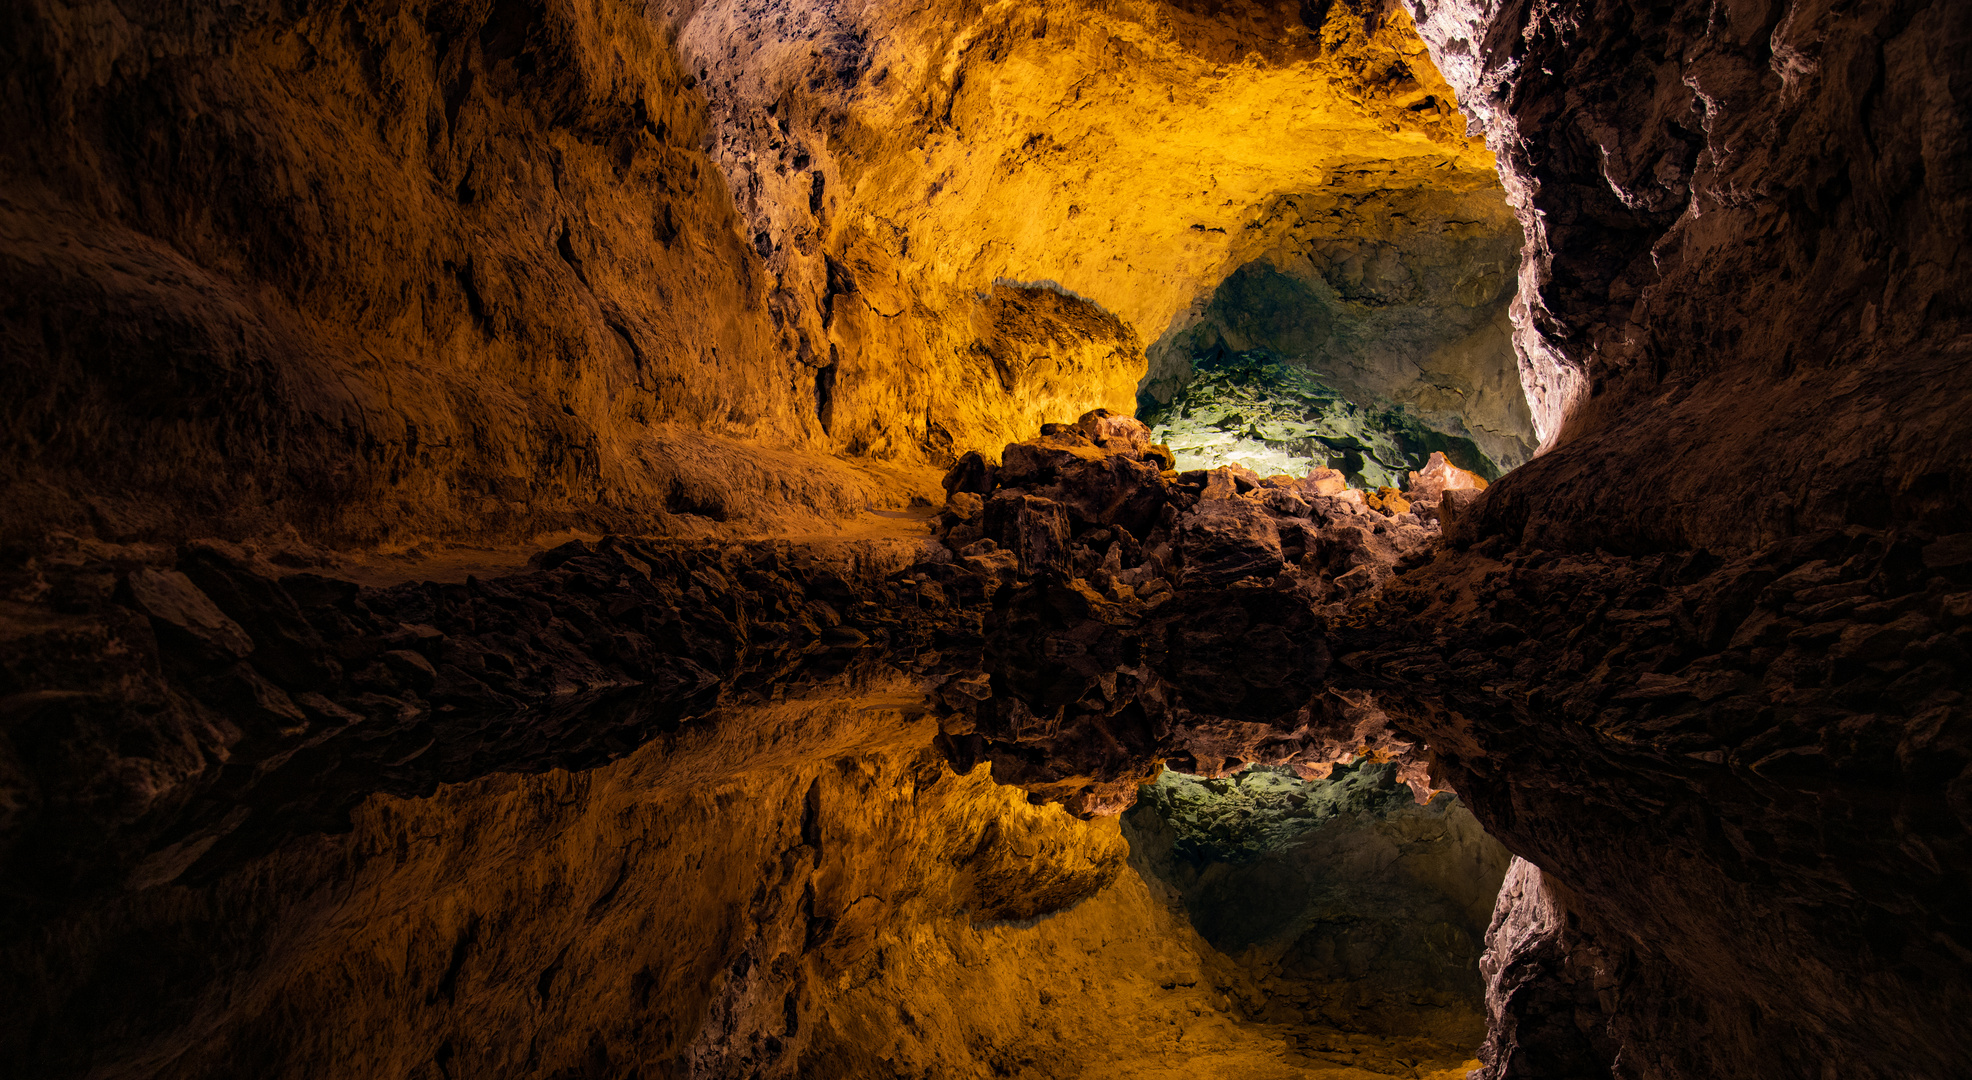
1137 186 1540 484
1140 349 1503 489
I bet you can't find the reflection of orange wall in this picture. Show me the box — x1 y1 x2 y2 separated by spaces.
61 683 1481 1077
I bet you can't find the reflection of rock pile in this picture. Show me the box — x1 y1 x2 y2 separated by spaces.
1142 351 1503 488
926 409 1492 815
0 533 961 905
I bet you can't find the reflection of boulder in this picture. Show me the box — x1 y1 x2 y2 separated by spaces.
1125 761 1512 1042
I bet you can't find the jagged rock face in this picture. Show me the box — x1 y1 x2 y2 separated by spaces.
1410 0 1972 550
0 0 874 547
926 412 1464 815
1343 525 1972 1080
0 0 1515 555
1327 0 1972 1075
667 0 1497 464
1143 350 1513 489
1471 859 1624 1079
5 0 1971 1077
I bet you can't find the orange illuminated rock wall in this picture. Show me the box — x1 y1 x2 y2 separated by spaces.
671 0 1512 465
0 0 1506 556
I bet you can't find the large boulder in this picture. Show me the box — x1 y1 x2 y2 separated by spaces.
942 450 1000 496
999 434 1108 486
1405 451 1488 510
1179 500 1284 586
1036 454 1169 536
1075 407 1153 455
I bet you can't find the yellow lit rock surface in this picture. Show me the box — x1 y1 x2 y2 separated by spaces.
2 0 1507 552
673 0 1508 470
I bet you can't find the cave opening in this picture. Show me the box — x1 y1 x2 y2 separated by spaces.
1134 186 1538 489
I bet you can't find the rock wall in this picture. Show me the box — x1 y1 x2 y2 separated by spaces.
0 0 864 548
1410 0 1972 549
1 0 1515 554
665 0 1497 462
6 0 1970 1076
1337 0 1972 1073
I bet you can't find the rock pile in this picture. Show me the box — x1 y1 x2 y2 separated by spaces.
923 410 1489 814
936 409 1484 603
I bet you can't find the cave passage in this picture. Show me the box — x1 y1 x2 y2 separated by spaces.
1136 186 1538 487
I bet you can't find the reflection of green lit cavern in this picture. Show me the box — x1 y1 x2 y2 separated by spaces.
1124 761 1510 1047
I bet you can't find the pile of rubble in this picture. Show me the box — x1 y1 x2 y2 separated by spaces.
934 408 1487 606
922 409 1492 814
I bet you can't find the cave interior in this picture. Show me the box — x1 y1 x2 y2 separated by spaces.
1 0 1969 1078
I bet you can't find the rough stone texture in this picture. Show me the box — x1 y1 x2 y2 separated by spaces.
1471 858 1622 1080
4 0 1972 1076
0 0 881 548
926 413 1456 817
1411 0 1972 548
667 0 1498 462
1343 0 1972 1075
1144 350 1515 489
1340 526 1972 1080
